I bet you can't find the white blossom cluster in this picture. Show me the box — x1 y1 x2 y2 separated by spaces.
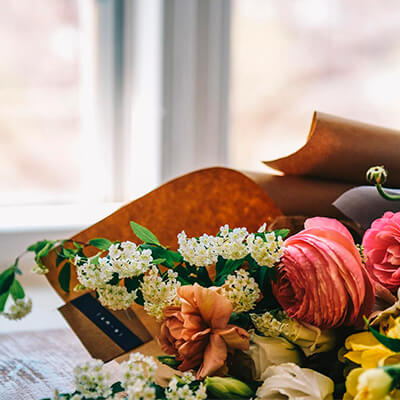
108 242 153 278
247 231 285 268
221 269 261 312
141 266 181 320
1 298 32 320
177 231 220 267
165 372 207 400
73 360 113 399
76 258 114 290
177 224 284 268
76 241 153 293
251 311 291 338
97 284 137 311
120 353 158 400
218 225 249 260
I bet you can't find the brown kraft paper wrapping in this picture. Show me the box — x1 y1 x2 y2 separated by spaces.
264 111 400 187
244 171 353 218
42 167 282 365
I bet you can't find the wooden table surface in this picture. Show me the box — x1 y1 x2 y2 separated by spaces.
0 328 90 400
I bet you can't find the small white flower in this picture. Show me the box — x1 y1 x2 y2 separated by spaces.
76 258 114 290
109 242 153 278
1 298 32 320
165 374 207 400
256 363 334 400
141 266 181 320
247 232 284 268
120 353 157 386
73 359 112 399
221 270 260 312
177 231 219 267
31 264 49 275
97 284 137 310
258 223 267 233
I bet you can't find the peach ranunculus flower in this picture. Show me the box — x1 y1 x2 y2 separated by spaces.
158 284 250 380
272 217 375 329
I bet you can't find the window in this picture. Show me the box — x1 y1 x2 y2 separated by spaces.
0 0 82 205
229 0 400 172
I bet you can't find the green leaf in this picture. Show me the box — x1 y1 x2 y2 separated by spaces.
89 238 113 251
0 267 15 295
130 221 161 246
56 251 65 267
125 276 145 305
125 276 142 292
215 256 225 279
27 240 52 253
10 279 25 300
214 259 245 286
0 291 9 312
58 262 71 293
158 356 182 369
107 272 120 286
163 250 183 268
196 267 213 287
61 247 77 259
274 229 290 240
152 258 167 265
111 382 124 395
152 383 167 400
268 267 278 283
229 312 251 329
366 317 400 352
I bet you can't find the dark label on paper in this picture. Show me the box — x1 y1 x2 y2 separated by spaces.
71 293 144 352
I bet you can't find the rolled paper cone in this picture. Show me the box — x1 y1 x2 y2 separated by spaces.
264 111 400 187
41 167 282 362
244 170 353 218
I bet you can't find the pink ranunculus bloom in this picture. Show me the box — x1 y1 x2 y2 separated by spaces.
158 284 249 380
272 217 375 329
363 211 400 292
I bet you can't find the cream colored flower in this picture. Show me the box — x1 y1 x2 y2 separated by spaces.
245 332 301 381
256 363 334 400
251 311 335 356
344 367 394 400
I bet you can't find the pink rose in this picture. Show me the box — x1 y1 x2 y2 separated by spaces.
363 211 400 291
158 284 249 380
273 217 374 329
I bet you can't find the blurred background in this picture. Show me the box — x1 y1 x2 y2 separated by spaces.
1 0 400 331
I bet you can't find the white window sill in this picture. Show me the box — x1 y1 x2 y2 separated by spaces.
0 203 122 268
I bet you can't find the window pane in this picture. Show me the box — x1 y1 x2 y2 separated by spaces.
230 0 400 171
0 0 81 204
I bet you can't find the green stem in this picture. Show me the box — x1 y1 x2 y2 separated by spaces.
376 184 400 201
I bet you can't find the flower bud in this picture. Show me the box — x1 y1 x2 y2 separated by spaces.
366 166 388 185
205 376 254 399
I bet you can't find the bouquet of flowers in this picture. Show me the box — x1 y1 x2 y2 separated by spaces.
5 166 400 400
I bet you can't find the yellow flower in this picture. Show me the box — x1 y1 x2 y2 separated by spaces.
344 332 400 368
344 367 397 400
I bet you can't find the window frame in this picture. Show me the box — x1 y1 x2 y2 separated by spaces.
0 0 231 268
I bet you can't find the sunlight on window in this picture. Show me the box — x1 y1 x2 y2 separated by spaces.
230 0 400 172
0 1 82 204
